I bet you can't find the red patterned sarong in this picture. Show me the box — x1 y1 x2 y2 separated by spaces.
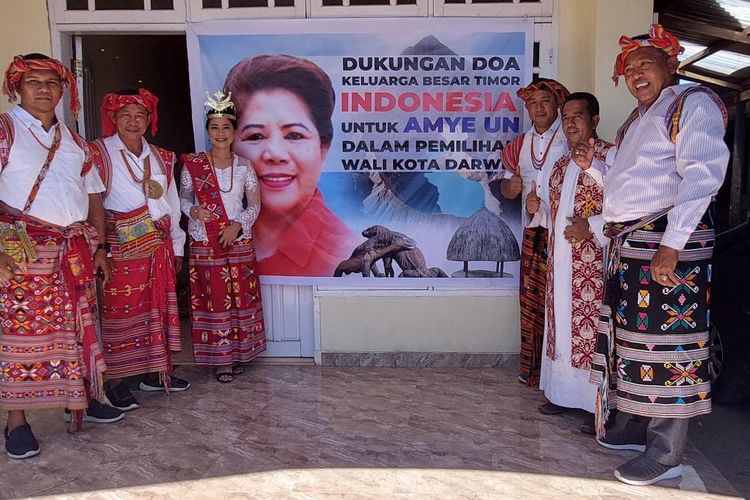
100 206 180 378
0 213 105 415
519 226 547 386
189 239 266 365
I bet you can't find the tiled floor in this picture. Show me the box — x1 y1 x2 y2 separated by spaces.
0 364 741 499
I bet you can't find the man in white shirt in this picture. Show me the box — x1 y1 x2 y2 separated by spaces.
0 54 123 460
527 92 615 430
500 78 570 387
90 88 189 412
590 24 729 486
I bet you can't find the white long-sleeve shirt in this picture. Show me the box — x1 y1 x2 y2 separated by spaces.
100 134 185 256
0 106 104 227
602 84 729 250
503 116 568 228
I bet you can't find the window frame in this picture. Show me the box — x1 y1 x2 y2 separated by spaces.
308 0 428 18
53 0 553 22
51 0 188 23
186 0 305 21
434 0 552 17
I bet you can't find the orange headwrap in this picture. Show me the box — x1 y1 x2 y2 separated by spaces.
516 78 570 110
2 55 80 118
613 23 683 85
100 88 159 137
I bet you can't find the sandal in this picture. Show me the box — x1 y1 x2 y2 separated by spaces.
215 368 234 383
232 365 244 375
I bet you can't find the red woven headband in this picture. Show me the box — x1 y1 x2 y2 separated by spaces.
613 23 683 84
517 79 570 109
2 55 80 117
100 88 159 137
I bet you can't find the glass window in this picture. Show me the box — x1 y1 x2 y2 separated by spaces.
202 0 222 7
229 0 268 6
150 0 174 9
66 0 89 9
94 0 145 9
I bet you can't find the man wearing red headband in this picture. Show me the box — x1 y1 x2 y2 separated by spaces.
0 54 124 460
89 88 189 412
590 24 729 486
500 78 570 388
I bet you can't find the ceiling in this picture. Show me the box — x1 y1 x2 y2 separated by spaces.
655 0 750 101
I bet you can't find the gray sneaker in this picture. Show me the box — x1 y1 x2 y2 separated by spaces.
614 454 683 486
596 423 646 452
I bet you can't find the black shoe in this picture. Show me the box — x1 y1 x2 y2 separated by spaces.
597 427 646 452
517 373 528 384
580 413 596 435
139 375 191 392
614 454 683 486
538 401 566 415
4 424 40 460
106 383 140 411
64 399 125 424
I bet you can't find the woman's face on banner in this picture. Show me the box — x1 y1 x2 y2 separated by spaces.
234 89 328 216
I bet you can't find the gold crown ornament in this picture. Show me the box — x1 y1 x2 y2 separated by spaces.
204 90 236 120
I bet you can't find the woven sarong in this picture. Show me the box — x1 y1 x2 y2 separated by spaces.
519 226 548 386
0 213 105 418
100 206 181 378
591 211 714 436
189 238 266 365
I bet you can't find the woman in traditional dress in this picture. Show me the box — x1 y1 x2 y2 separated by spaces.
179 91 266 382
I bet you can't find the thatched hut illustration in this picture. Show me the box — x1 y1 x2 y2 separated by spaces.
446 207 521 277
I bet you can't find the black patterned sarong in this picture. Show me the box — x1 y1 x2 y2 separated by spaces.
519 226 548 386
591 211 714 436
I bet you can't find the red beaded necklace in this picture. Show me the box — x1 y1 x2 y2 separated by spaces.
529 125 560 170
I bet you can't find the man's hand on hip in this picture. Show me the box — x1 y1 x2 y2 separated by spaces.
651 245 679 287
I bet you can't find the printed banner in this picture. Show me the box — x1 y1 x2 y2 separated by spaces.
187 18 532 286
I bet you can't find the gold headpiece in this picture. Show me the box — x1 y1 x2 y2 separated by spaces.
204 90 236 120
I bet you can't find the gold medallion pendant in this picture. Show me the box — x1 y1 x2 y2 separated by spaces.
146 179 164 199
